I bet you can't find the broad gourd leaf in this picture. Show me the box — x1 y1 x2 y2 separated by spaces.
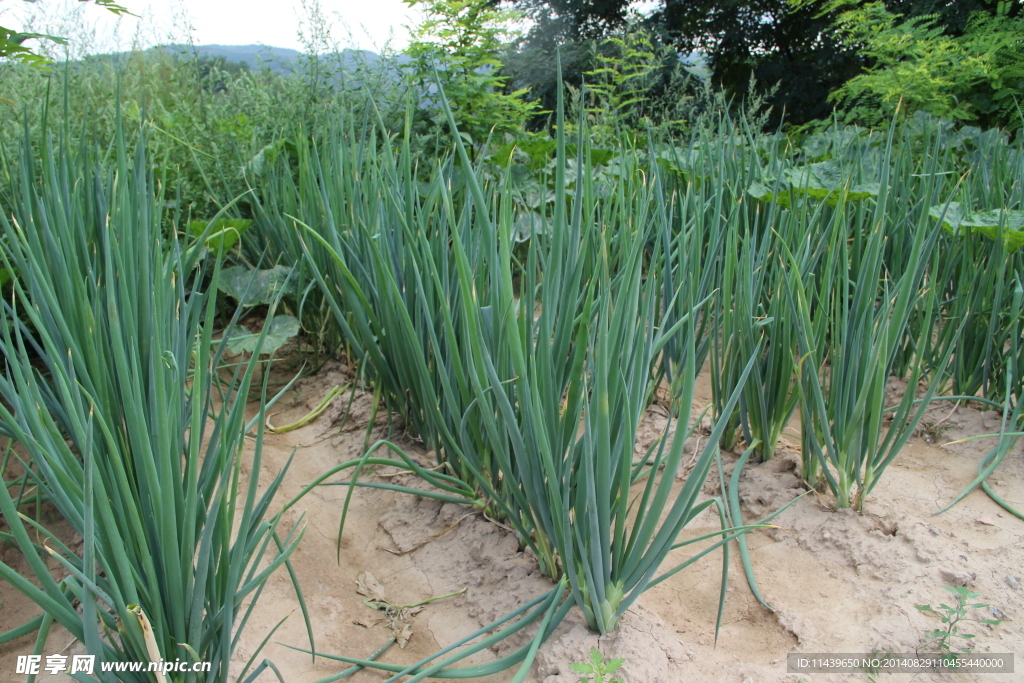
963 209 1024 233
564 145 615 166
224 316 301 356
224 325 253 355
846 183 881 202
963 210 1024 254
800 133 833 161
512 210 546 243
929 202 1024 253
188 218 252 253
245 141 287 177
219 265 296 306
750 162 877 208
820 182 880 207
747 180 792 209
490 139 557 170
653 148 706 185
928 202 967 232
489 142 518 167
513 175 551 210
523 139 557 169
784 160 845 201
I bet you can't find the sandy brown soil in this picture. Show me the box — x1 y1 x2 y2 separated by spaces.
1 361 1021 682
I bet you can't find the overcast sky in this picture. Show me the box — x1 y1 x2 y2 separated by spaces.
8 0 426 55
8 0 663 58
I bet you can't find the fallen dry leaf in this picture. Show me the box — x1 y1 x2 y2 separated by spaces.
353 615 382 629
395 622 413 649
356 572 387 601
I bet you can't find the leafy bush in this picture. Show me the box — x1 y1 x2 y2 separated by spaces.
403 0 540 148
571 26 695 142
824 1 1024 130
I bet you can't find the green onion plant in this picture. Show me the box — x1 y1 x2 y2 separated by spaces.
0 126 307 680
788 124 951 510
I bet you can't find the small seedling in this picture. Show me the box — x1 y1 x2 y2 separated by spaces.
916 586 1002 654
570 648 625 683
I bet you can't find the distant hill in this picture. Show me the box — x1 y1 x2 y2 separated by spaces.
155 44 409 75
67 44 401 76
163 44 302 72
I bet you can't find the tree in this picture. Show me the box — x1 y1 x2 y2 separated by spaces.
882 0 1019 37
496 0 1024 128
404 0 539 144
1 1 132 67
494 0 630 40
652 0 862 126
497 0 861 126
823 1 1024 129
496 2 685 130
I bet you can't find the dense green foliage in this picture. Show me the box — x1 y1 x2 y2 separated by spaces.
404 0 540 146
497 0 1024 130
0 126 309 678
0 2 1023 680
823 0 1024 129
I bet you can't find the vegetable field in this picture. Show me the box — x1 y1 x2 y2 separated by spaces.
0 34 1023 683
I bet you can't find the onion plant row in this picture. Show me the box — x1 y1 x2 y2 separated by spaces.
0 128 307 680
243 91 1024 675
249 84 771 680
3 86 1021 681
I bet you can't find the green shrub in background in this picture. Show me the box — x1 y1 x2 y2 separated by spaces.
403 0 540 150
0 1 416 221
819 0 1024 130
1 48 280 219
571 26 693 143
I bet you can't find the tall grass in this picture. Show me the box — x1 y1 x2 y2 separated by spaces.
254 79 1024 642
441 96 760 634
